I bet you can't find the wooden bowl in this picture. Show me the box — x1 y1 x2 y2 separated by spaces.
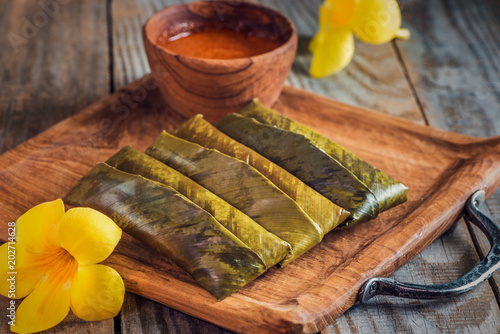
143 1 297 121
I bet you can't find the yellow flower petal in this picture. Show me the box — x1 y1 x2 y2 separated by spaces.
395 28 411 40
70 264 125 321
352 0 402 44
15 199 65 254
310 27 354 78
320 0 358 28
57 207 122 265
309 32 320 54
0 243 45 299
11 275 71 333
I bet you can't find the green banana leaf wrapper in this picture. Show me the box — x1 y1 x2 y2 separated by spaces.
146 131 323 265
106 146 291 268
238 100 409 213
64 163 267 300
215 114 380 225
173 115 350 233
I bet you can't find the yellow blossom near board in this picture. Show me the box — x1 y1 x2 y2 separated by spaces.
0 199 124 333
310 0 410 78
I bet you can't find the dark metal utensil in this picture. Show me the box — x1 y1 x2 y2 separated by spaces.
359 190 500 303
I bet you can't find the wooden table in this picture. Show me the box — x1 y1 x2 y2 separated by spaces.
1 0 499 333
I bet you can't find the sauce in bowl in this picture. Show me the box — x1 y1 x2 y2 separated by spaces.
158 29 281 59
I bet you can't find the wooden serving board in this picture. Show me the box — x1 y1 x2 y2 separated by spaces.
1 75 500 333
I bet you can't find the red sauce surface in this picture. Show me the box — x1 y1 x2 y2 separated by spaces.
159 29 281 59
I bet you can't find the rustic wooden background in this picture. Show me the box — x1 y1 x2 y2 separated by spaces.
1 0 499 333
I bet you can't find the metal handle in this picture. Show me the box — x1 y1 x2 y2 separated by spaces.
359 190 500 303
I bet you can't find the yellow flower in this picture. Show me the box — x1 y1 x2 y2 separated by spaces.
309 0 410 78
0 199 124 333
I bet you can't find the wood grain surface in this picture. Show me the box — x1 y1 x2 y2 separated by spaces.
0 0 110 154
111 1 500 332
0 75 499 332
1 0 499 333
0 0 113 332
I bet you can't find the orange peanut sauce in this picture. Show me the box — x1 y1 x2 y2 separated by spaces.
159 29 281 59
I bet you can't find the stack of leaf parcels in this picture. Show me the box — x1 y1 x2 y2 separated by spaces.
64 100 407 300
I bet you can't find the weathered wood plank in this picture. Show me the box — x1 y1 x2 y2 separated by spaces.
121 293 233 334
0 0 110 155
253 1 500 333
112 2 210 332
323 220 500 334
112 0 422 122
396 0 500 137
1 0 497 333
483 191 500 297
395 0 500 301
269 0 500 332
254 0 423 122
0 0 113 332
109 0 423 332
2 74 499 334
114 0 498 333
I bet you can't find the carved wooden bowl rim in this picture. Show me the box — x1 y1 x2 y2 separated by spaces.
143 0 298 64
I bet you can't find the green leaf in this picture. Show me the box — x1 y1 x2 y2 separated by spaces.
106 146 291 268
238 100 408 213
174 115 350 233
64 163 266 300
215 113 380 225
146 131 323 265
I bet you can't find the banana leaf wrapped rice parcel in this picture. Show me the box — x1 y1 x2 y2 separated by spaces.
237 100 409 214
105 145 291 269
145 131 324 265
64 100 408 301
173 115 350 234
64 163 267 300
216 113 380 225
